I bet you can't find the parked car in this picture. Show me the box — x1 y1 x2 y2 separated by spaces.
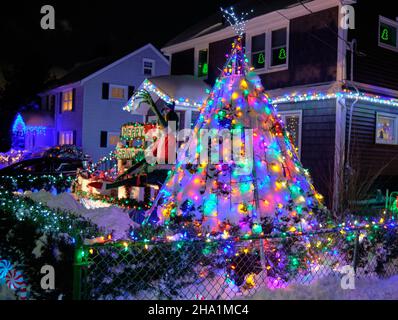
0 157 83 177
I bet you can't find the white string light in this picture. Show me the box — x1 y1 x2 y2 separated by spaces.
220 7 253 36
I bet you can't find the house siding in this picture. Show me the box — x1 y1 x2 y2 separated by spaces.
348 2 398 91
208 36 237 85
171 48 195 76
276 99 336 206
345 100 398 192
260 7 339 90
169 8 339 89
82 46 170 161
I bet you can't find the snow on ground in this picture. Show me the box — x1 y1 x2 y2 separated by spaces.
0 283 16 300
24 190 137 240
249 275 398 300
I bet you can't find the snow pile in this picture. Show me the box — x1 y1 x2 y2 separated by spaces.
0 284 16 300
250 275 398 300
25 190 137 240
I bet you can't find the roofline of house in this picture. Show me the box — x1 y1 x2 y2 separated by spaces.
161 0 343 54
39 43 169 95
81 43 169 84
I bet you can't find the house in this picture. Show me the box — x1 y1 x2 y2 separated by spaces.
37 43 170 161
158 0 398 211
11 112 55 153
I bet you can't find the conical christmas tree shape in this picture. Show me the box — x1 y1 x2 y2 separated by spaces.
148 38 326 236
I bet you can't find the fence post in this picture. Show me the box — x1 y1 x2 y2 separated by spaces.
73 244 85 300
352 230 360 274
259 239 267 270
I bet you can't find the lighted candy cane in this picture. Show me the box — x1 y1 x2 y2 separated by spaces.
18 282 28 300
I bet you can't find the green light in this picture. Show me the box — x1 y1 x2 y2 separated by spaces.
202 63 208 75
203 194 217 216
381 28 389 41
239 182 251 193
278 48 287 61
257 53 265 64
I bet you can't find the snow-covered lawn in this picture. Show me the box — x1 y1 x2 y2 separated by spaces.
24 190 136 240
250 275 398 300
0 283 16 300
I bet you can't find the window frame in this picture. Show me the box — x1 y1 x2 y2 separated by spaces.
375 112 398 145
142 58 156 76
108 131 120 147
195 46 209 79
250 33 266 71
247 22 289 74
278 110 302 158
109 84 128 100
378 15 398 52
59 131 74 146
268 27 289 70
62 90 73 112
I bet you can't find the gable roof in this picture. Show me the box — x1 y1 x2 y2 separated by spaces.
164 0 311 48
44 43 169 92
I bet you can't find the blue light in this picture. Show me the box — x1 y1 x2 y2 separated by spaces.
12 113 26 133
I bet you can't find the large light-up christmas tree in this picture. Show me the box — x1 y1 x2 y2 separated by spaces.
146 10 327 238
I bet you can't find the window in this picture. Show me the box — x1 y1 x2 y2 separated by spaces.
270 28 288 67
197 49 208 78
108 132 120 146
143 59 155 76
251 33 266 70
59 131 74 146
249 25 289 72
378 16 398 51
62 90 73 112
279 111 302 156
109 85 127 100
100 131 108 148
376 113 398 144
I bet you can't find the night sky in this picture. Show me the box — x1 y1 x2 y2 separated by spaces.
0 0 237 86
0 0 237 150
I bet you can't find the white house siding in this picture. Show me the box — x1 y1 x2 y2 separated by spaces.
80 46 170 161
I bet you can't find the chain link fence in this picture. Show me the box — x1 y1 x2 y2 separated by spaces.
74 227 398 300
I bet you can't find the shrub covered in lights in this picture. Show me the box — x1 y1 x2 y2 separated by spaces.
0 174 73 194
0 189 101 299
